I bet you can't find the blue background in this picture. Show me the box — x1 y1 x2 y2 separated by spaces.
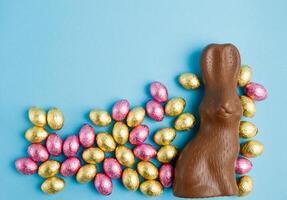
0 0 286 200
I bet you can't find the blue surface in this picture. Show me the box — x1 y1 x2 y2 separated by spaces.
0 0 286 199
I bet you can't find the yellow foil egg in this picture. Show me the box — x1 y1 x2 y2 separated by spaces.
241 140 264 158
47 108 64 130
137 161 158 180
89 109 112 127
25 126 49 143
41 176 65 194
239 121 258 138
115 146 135 167
174 113 196 131
126 107 145 127
238 175 253 196
82 147 105 164
28 107 46 127
238 65 252 87
140 180 163 197
112 122 129 145
154 128 176 145
240 96 256 118
38 160 60 178
157 145 177 163
96 132 116 152
122 168 140 191
179 73 200 90
76 164 97 183
165 97 186 117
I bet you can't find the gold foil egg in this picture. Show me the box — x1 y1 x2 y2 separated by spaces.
41 176 65 194
240 96 256 118
38 160 60 178
96 132 116 152
241 140 264 158
126 107 145 127
165 97 186 116
238 65 252 87
112 122 129 145
89 109 112 127
154 128 176 145
76 164 97 183
140 180 163 197
25 126 49 143
115 146 135 167
28 107 46 127
137 161 158 180
82 147 105 164
174 113 195 131
47 108 64 130
179 73 200 90
238 175 253 196
122 168 140 191
239 121 258 138
157 145 177 163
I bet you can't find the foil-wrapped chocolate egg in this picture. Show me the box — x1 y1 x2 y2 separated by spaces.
96 132 116 152
25 126 48 143
79 124 95 148
89 109 112 126
235 157 253 174
112 122 129 145
174 113 196 131
122 168 139 191
146 100 164 121
41 176 65 194
157 145 177 163
82 147 105 164
165 97 186 117
137 161 158 180
154 128 176 145
241 140 264 158
140 180 163 197
239 121 258 138
47 108 64 130
76 164 97 183
15 157 38 175
240 95 256 118
28 144 49 162
94 173 113 195
103 158 122 179
129 125 149 145
38 160 60 178
112 99 130 121
28 107 46 127
179 73 200 90
46 133 63 156
133 144 157 161
238 65 252 87
115 146 135 167
60 157 81 177
245 82 268 101
126 107 145 127
63 135 80 157
159 164 174 188
237 175 253 196
150 81 168 103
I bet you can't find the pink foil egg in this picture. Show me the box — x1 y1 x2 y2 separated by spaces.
28 144 49 162
235 157 253 174
112 99 130 121
150 81 168 103
103 158 122 179
79 124 96 148
244 82 267 101
129 125 149 145
94 173 113 195
146 100 164 121
63 135 80 157
15 158 38 175
159 164 174 188
133 144 157 161
46 133 63 156
60 157 81 176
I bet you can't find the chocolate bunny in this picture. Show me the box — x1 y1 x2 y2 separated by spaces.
173 44 242 198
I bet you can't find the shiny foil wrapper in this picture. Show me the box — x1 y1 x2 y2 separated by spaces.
140 180 163 197
89 109 112 126
137 161 158 180
165 97 186 117
47 108 64 130
126 107 145 127
96 132 116 152
150 81 168 103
